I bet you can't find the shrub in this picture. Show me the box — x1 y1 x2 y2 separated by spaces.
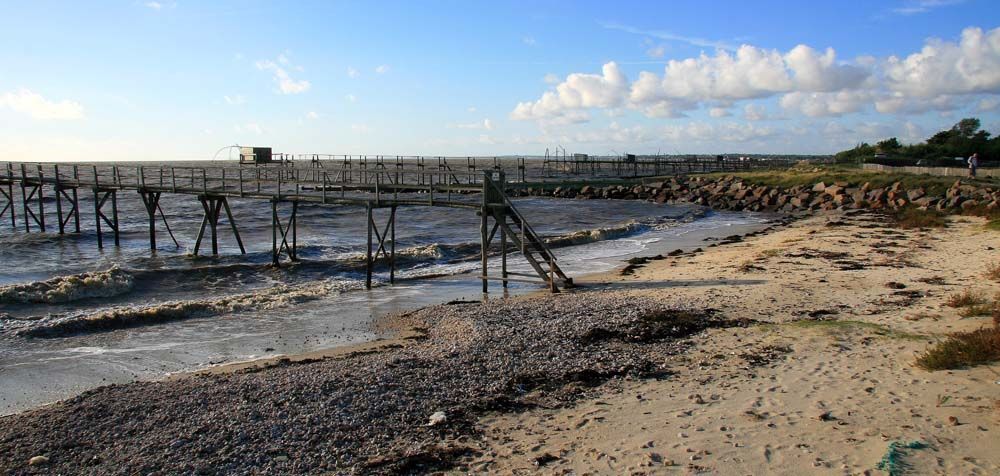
915 327 1000 370
890 208 947 229
986 262 1000 282
945 289 989 308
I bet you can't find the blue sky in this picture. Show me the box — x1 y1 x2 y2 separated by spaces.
1 0 999 160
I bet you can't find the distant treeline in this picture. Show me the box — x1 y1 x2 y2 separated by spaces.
835 117 1000 166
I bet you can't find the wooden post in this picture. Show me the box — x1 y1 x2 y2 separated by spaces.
221 198 246 254
94 188 103 249
271 200 278 266
290 201 297 261
389 205 396 284
480 209 488 293
54 166 64 234
366 203 373 289
111 190 119 247
501 208 508 288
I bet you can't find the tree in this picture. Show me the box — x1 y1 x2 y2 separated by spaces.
951 117 981 138
876 137 902 152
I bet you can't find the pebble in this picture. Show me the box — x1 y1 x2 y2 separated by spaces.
28 456 49 466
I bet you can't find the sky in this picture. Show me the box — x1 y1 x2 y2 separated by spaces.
1 0 999 161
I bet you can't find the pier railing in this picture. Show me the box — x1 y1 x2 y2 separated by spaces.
0 162 573 292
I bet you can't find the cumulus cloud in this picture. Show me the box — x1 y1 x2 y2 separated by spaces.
511 26 1000 122
512 43 871 121
780 90 872 117
223 94 245 105
346 67 360 78
256 57 311 94
883 27 1000 98
510 62 628 122
305 111 320 120
375 64 390 74
0 89 84 120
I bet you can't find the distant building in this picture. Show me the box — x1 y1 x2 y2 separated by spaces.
240 147 273 164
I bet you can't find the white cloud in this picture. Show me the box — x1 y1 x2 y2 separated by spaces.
223 94 245 105
450 119 495 130
646 44 667 59
467 106 477 112
345 94 357 103
511 26 1000 122
145 1 163 10
255 57 311 94
522 36 536 46
780 90 872 117
375 64 390 74
742 103 769 121
892 0 965 15
306 111 320 120
346 66 360 78
708 107 731 117
661 122 776 143
0 89 84 120
883 27 1000 98
511 62 628 122
601 22 736 51
543 73 560 85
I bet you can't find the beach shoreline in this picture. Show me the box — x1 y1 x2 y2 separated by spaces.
1 208 998 475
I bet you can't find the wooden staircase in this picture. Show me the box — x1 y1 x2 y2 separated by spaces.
480 171 573 292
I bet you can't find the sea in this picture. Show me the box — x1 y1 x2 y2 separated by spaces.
0 161 774 415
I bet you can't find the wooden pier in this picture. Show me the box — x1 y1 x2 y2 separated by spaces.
0 161 572 292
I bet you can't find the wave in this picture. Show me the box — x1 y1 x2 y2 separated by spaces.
15 278 363 338
0 267 135 305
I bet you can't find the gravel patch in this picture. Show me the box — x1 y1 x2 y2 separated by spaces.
0 291 744 475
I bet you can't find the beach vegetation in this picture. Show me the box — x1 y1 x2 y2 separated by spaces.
890 207 948 229
944 289 989 308
915 326 1000 371
986 262 1000 282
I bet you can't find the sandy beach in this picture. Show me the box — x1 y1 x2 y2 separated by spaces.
476 211 1000 475
2 207 997 474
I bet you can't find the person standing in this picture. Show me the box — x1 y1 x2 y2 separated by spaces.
968 153 979 178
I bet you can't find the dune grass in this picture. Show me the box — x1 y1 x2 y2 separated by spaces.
916 327 1000 370
986 262 1000 282
945 289 989 308
890 207 948 229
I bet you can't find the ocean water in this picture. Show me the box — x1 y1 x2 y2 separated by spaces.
0 182 773 414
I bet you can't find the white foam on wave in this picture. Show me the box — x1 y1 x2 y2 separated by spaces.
0 267 135 304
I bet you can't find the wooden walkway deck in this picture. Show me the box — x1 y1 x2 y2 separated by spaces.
0 162 572 292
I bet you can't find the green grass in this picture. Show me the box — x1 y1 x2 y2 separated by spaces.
916 327 1000 370
696 163 998 197
890 207 948 229
986 218 1000 232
